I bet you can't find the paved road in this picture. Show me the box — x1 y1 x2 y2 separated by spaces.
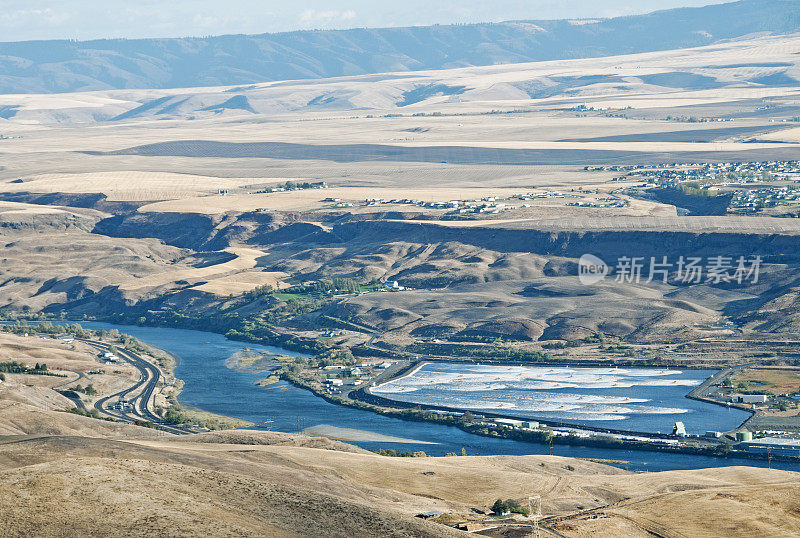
50 369 91 412
58 389 88 412
51 370 87 390
78 338 187 434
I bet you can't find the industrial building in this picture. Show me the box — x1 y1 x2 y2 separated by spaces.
731 394 769 404
673 422 687 437
739 437 800 456
493 418 525 429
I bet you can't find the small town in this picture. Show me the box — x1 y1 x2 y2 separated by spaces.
606 159 800 188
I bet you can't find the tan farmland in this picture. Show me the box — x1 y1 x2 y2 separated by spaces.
194 270 289 295
3 171 281 201
117 247 271 291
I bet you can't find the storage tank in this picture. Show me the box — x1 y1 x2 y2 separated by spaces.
736 431 753 442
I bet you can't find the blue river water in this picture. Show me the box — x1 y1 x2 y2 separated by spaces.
76 322 798 472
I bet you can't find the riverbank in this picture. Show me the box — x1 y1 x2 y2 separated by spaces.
18 319 794 470
303 424 437 445
1 313 774 373
169 401 255 430
0 321 257 432
18 318 794 465
685 363 757 423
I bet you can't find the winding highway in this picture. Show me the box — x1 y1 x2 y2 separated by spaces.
77 338 188 434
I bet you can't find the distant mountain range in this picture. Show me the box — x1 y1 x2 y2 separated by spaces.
0 0 798 94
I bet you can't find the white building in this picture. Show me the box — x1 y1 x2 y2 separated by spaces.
732 394 769 404
740 437 800 456
493 418 525 428
673 422 687 437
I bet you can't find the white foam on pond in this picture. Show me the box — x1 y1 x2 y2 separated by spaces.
371 363 707 431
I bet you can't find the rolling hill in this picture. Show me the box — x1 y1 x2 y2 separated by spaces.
1 32 800 125
0 0 798 94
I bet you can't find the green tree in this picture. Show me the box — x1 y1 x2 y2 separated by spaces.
493 498 528 516
492 499 508 515
67 323 86 337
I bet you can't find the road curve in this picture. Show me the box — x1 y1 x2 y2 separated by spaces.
78 338 187 435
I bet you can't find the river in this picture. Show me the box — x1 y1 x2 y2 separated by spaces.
76 322 797 472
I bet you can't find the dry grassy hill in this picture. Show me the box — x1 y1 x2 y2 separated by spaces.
0 431 798 537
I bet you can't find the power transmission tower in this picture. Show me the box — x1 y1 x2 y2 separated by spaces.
528 495 543 538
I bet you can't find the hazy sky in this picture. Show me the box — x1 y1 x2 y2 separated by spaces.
1 0 731 42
